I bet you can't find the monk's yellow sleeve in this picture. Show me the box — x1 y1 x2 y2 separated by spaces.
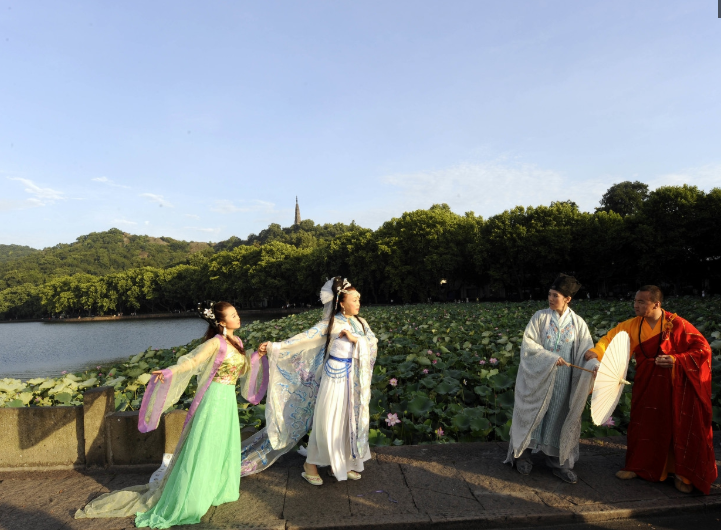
589 318 636 362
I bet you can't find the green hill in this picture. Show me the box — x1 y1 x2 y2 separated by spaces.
0 228 213 290
0 221 360 291
0 244 38 264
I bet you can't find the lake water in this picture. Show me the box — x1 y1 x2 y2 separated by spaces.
0 312 292 380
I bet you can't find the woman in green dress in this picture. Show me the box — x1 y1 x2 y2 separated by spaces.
75 301 263 528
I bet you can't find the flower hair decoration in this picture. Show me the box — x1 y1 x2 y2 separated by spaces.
335 278 352 310
197 301 218 325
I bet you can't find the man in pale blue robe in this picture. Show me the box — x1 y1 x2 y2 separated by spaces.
505 274 598 484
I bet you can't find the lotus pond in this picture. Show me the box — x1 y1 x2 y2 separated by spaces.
2 298 719 446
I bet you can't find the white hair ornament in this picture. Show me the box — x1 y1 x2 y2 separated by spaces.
319 277 352 320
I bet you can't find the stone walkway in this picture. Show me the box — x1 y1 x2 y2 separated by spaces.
1 434 719 530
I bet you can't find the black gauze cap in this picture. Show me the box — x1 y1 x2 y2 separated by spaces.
550 274 582 297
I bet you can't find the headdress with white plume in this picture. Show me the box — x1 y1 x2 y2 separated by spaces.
320 277 352 320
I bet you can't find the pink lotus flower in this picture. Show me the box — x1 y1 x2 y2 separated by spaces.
385 413 401 427
423 369 429 374
479 360 486 365
427 350 433 355
436 427 444 437
96 366 101 370
436 352 441 357
61 371 67 374
602 417 616 427
489 358 498 364
432 360 438 364
389 378 398 387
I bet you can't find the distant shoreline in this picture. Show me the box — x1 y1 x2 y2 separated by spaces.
0 307 311 324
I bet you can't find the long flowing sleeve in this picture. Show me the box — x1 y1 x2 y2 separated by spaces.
265 320 329 449
240 320 330 477
589 318 638 361
351 317 378 457
139 338 220 432
268 321 328 359
558 314 599 465
507 310 560 460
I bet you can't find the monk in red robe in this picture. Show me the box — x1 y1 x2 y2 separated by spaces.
586 285 717 494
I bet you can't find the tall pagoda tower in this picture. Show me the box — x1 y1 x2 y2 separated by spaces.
294 197 301 225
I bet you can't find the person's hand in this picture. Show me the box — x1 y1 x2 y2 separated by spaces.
555 357 569 367
257 342 270 357
655 354 674 368
151 370 165 384
584 350 598 361
339 329 359 344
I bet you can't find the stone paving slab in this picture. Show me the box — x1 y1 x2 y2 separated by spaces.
0 434 720 530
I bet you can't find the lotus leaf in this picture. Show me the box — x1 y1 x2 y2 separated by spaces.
452 412 471 430
55 392 72 404
126 368 145 378
490 373 514 390
129 352 144 363
469 416 491 433
38 379 56 391
105 376 126 387
497 391 515 409
407 395 434 416
77 377 98 389
136 373 152 385
435 379 460 395
0 379 25 393
474 385 492 398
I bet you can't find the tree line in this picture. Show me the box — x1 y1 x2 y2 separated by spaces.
0 182 719 319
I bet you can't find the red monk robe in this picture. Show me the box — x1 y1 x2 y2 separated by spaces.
590 311 717 494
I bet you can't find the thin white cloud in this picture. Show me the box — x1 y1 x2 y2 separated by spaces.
212 199 276 213
185 214 201 220
379 162 599 217
112 218 137 226
646 164 721 192
92 176 131 189
353 160 721 227
7 177 64 205
139 193 173 208
0 199 37 212
184 226 220 233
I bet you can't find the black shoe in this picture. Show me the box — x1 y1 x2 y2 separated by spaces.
553 468 577 484
516 459 532 475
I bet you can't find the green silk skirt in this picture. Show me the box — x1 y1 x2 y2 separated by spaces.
135 382 240 528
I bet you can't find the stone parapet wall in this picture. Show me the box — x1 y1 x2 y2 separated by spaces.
0 386 186 471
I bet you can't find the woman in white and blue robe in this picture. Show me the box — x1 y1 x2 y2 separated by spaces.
247 277 377 485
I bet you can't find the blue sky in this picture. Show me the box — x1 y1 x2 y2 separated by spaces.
1 1 719 248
